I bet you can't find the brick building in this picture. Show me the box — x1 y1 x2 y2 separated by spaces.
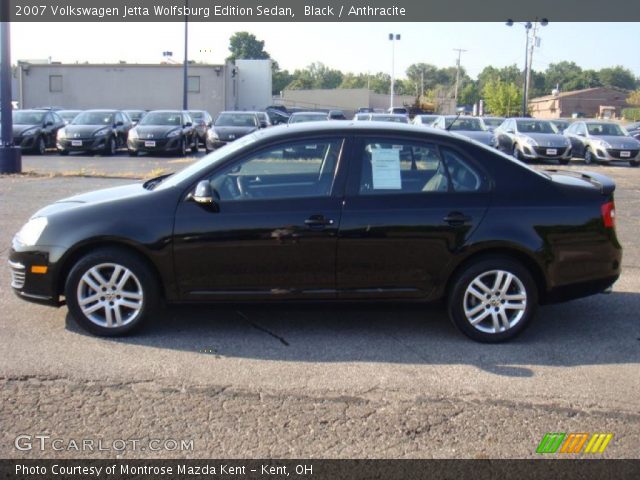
528 87 630 119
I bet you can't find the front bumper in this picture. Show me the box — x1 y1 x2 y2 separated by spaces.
9 248 62 307
128 137 181 153
14 134 37 151
592 147 640 162
520 144 572 161
57 136 109 153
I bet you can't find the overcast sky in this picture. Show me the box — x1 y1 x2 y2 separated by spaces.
11 22 640 87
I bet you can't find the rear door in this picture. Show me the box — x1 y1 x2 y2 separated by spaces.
336 136 492 299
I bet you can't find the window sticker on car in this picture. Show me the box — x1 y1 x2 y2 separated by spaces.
371 148 402 189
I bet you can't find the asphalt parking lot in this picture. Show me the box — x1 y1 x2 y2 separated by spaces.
1 154 639 458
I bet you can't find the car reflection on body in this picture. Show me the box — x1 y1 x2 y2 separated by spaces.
494 118 572 164
11 109 65 155
127 110 198 157
432 116 497 148
564 121 640 166
9 122 621 342
205 111 263 152
57 110 132 156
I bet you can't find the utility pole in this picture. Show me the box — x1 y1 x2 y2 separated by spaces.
182 0 189 111
0 3 21 173
526 22 541 107
389 33 400 110
453 48 467 104
420 70 424 98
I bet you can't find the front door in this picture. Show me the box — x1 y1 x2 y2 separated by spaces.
337 137 491 299
173 136 346 300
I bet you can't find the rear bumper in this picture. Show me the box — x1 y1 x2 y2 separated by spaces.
544 274 619 304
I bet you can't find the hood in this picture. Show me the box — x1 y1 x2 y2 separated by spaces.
65 124 112 137
590 135 640 149
134 125 181 138
34 184 147 217
456 130 495 145
518 133 568 147
13 125 39 136
211 125 257 141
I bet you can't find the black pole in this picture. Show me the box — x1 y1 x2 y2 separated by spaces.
182 0 188 110
522 24 530 117
0 2 22 174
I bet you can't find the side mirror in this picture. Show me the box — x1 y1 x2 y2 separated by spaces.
259 121 267 129
45 121 53 127
115 121 124 127
189 180 219 212
184 122 193 127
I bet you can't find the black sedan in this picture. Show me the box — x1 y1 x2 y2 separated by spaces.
11 109 65 154
9 122 621 342
127 111 198 157
205 111 262 152
57 110 133 156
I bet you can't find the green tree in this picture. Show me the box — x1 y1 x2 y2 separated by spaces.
482 80 522 116
286 62 344 90
598 66 637 90
477 65 522 92
458 82 480 106
227 32 270 62
627 89 640 106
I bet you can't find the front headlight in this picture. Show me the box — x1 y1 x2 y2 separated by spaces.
594 139 612 149
128 129 138 140
57 128 66 139
522 136 538 146
489 135 497 146
167 129 181 138
15 217 48 247
207 129 219 140
94 128 110 137
22 127 39 137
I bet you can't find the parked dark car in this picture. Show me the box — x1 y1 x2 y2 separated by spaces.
265 108 289 125
58 110 83 125
127 110 198 157
432 116 497 148
563 121 640 166
388 107 409 115
328 110 347 120
287 112 329 124
57 110 132 156
9 123 621 342
11 109 65 154
494 118 572 164
124 110 147 126
626 122 640 142
251 111 271 128
188 110 213 144
205 111 262 152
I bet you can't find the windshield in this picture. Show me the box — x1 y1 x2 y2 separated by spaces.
155 133 260 191
419 115 437 124
586 123 627 136
446 117 486 131
126 111 145 121
516 120 556 134
72 111 115 126
289 113 327 123
189 111 204 120
139 112 183 126
59 111 81 121
12 111 45 125
370 115 409 123
483 118 504 127
215 113 257 127
551 121 569 131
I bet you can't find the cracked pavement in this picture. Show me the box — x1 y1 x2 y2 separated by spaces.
1 160 639 458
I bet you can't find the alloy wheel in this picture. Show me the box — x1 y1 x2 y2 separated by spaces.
462 269 527 334
76 263 144 328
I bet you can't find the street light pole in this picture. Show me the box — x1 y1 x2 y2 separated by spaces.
182 0 189 110
453 48 467 104
389 33 400 110
0 7 21 173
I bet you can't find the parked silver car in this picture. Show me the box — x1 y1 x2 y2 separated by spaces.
432 116 497 148
412 114 439 127
494 118 572 164
564 121 640 166
481 117 505 132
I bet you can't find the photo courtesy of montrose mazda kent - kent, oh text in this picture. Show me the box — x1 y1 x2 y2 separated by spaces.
9 122 622 342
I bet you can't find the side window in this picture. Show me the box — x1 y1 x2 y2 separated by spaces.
208 138 343 202
43 113 53 125
52 113 63 124
115 113 123 125
441 149 485 192
358 139 449 194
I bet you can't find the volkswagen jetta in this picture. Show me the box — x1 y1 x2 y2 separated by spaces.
9 122 621 342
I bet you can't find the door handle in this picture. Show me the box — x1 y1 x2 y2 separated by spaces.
444 212 472 226
304 215 334 228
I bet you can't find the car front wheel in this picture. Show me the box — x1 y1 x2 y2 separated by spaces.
65 248 159 336
448 256 538 343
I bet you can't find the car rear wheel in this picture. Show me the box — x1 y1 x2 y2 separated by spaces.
179 138 187 157
35 136 46 155
59 149 69 156
65 248 159 336
128 150 138 157
191 137 199 154
448 256 538 343
104 136 117 156
512 144 522 161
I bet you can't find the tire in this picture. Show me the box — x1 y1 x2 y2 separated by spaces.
584 147 594 165
128 150 138 157
191 138 199 154
104 136 117 156
512 144 522 161
35 136 46 155
447 256 538 343
179 137 187 157
629 160 639 168
65 247 160 336
59 149 69 156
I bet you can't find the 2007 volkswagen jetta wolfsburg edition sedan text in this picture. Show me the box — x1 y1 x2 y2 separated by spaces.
9 122 621 342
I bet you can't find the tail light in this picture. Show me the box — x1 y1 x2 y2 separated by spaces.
601 201 615 228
